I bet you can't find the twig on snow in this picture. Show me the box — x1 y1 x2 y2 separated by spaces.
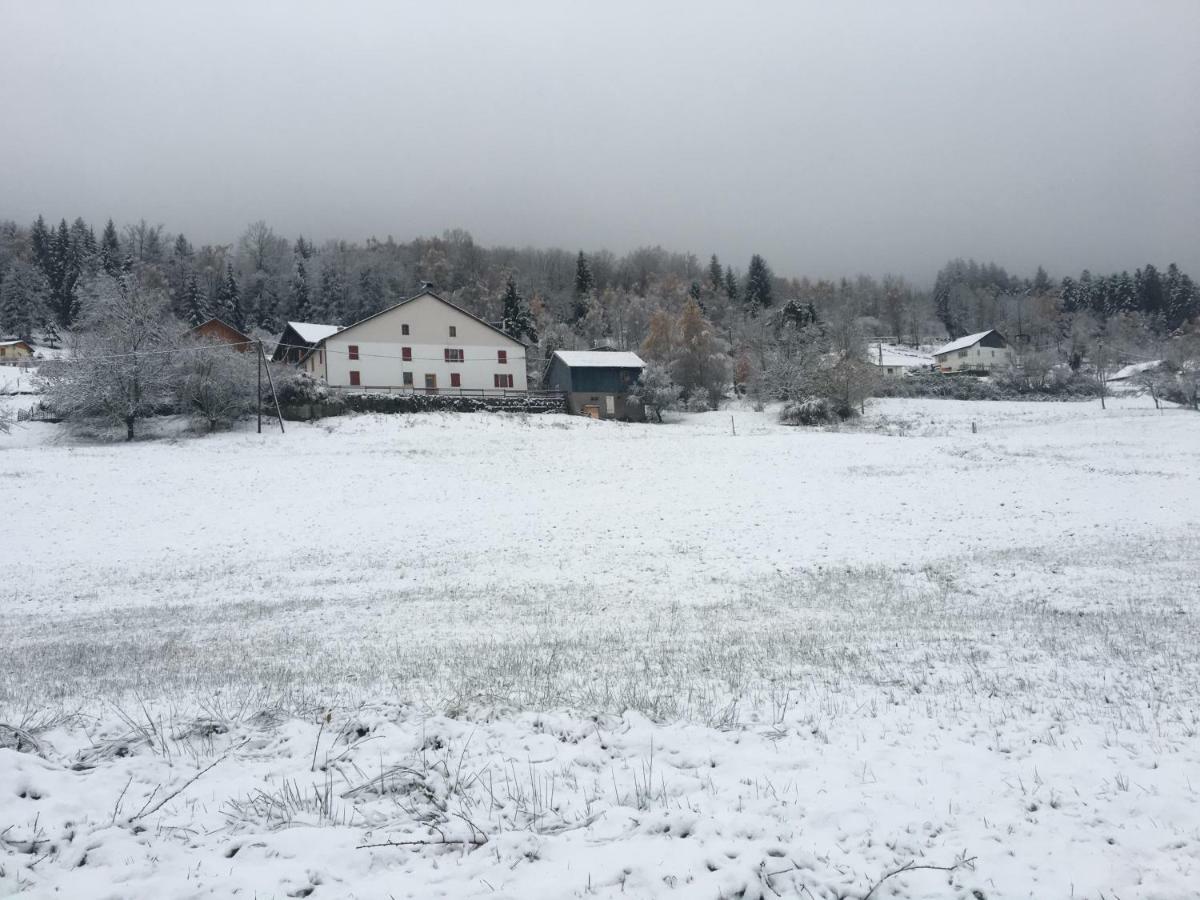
128 739 249 823
862 855 977 900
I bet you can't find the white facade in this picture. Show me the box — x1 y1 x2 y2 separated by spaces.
932 330 1013 373
302 291 527 393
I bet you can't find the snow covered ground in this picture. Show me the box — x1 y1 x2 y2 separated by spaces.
1 398 1198 898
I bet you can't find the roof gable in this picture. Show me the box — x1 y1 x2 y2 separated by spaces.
321 290 525 348
932 329 1006 357
287 321 342 344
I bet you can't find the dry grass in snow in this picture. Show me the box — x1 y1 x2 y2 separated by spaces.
1 397 1198 898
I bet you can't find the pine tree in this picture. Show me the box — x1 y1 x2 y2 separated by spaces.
500 276 537 343
100 219 122 275
708 254 723 291
218 264 244 330
574 251 594 297
724 266 738 303
318 263 348 321
745 254 774 311
1137 264 1164 319
47 219 82 327
1032 265 1052 295
0 262 48 340
30 215 52 277
182 272 206 326
289 260 311 320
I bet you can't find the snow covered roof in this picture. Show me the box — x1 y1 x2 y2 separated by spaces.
287 322 341 344
867 344 932 368
0 339 32 348
1108 360 1162 381
932 330 999 357
553 350 645 369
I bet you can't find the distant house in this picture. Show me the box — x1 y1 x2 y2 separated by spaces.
546 350 646 421
867 343 932 377
0 340 33 365
273 321 342 364
183 318 254 351
932 330 1012 374
299 289 527 394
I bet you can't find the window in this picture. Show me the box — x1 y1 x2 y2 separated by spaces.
449 326 457 337
0 348 5 357
402 347 412 361
450 373 461 387
425 373 437 393
958 350 968 358
319 350 323 365
444 348 464 363
493 373 514 388
348 345 359 360
349 370 361 386
401 324 410 335
403 371 413 386
497 349 507 364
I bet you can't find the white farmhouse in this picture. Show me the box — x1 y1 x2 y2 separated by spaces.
931 329 1012 373
299 289 527 393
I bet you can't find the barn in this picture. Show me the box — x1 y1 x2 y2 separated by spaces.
546 350 646 421
183 318 255 351
272 321 341 364
0 340 33 365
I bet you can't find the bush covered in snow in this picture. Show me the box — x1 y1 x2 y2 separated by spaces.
779 396 855 426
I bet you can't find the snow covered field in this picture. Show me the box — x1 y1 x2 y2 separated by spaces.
1 398 1198 899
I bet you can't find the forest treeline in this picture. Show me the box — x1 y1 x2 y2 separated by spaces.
2 215 1198 403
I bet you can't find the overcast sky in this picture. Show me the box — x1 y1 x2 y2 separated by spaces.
2 1 1197 284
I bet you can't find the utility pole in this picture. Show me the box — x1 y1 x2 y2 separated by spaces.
258 341 285 433
257 341 263 434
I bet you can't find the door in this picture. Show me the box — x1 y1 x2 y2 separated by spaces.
582 404 601 419
425 373 438 394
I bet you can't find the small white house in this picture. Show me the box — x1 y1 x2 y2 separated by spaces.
300 289 527 394
867 343 932 377
932 329 1012 373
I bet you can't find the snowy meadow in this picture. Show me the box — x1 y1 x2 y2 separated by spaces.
1 398 1198 899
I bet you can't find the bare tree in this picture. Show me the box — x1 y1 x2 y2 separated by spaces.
40 273 178 440
174 339 259 431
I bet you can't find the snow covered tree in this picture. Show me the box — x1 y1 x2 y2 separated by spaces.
744 254 774 311
46 219 82 328
217 263 245 330
174 338 258 431
723 265 739 303
181 272 206 325
0 261 49 340
627 362 681 423
289 259 311 320
99 219 122 275
500 276 537 343
318 261 348 322
40 273 178 440
574 251 594 297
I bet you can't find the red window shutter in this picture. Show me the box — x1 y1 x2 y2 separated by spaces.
451 373 461 387
402 347 412 361
498 350 507 364
349 345 359 360
493 374 499 388
507 374 514 388
349 370 360 386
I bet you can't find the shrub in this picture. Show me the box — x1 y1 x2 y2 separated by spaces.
780 397 855 426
